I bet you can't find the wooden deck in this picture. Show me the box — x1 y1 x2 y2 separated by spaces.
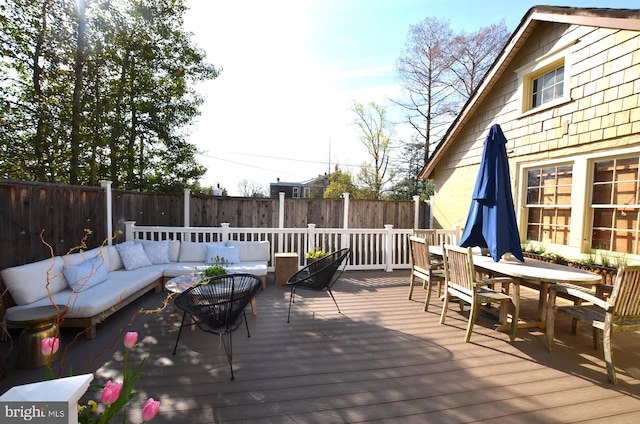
2 270 640 422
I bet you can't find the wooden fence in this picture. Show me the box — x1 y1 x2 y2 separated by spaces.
0 180 430 270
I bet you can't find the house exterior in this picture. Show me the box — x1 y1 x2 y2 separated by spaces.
269 174 329 198
421 6 640 261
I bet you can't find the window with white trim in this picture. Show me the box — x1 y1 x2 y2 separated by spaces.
591 156 640 254
292 187 299 198
515 39 575 115
525 165 573 244
531 64 564 109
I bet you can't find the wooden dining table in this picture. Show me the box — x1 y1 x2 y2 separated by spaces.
429 246 602 329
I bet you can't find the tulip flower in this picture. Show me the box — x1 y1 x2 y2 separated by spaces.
141 397 160 421
101 381 123 405
124 331 138 349
40 337 59 356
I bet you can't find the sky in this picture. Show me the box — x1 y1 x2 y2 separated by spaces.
183 0 637 196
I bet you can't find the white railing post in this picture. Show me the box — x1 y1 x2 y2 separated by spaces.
221 223 230 243
100 180 113 245
413 195 420 230
278 192 285 252
384 224 394 272
124 221 136 241
342 192 350 229
452 225 461 245
426 199 433 229
306 223 316 254
183 188 190 227
278 192 285 228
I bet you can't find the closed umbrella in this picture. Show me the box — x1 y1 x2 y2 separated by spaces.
459 124 524 262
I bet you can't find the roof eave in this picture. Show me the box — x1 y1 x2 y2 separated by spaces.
419 6 640 180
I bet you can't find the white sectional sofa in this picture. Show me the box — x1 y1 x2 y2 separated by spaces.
0 239 270 339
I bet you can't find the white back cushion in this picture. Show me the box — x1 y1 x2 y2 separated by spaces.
168 240 181 262
179 241 221 262
1 257 68 305
65 246 110 270
227 240 270 262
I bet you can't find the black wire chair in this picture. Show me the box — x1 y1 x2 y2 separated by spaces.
172 273 262 380
286 248 350 323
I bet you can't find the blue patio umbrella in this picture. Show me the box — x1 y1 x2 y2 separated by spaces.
459 124 524 262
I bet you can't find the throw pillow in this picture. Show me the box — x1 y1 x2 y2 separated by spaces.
64 256 108 292
138 240 171 264
205 244 241 264
116 243 152 270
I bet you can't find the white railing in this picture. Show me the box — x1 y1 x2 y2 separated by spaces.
124 222 459 272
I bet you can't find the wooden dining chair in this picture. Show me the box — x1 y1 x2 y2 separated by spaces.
439 244 519 342
546 263 640 384
408 236 445 311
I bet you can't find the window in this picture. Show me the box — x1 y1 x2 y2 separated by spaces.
292 187 299 198
531 65 564 109
515 39 575 115
303 187 310 198
591 157 640 254
525 165 573 244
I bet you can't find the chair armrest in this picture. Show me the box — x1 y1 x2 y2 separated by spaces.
551 283 611 310
475 277 513 287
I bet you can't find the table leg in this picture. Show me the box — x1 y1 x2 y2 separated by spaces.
538 282 550 327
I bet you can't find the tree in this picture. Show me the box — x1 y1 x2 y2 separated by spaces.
450 20 510 98
395 18 510 167
395 17 457 167
237 179 267 198
388 135 434 200
0 0 219 193
323 167 359 199
351 102 395 200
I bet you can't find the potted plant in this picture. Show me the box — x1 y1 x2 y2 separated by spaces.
305 248 326 265
202 264 227 279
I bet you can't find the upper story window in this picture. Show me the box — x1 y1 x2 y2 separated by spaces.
515 39 575 115
525 165 573 244
531 65 564 108
303 187 310 198
591 156 640 254
292 187 299 198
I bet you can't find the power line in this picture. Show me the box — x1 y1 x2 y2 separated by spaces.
199 150 362 169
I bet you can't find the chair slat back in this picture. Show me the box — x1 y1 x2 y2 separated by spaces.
610 264 640 320
443 244 475 293
409 236 430 273
413 229 457 246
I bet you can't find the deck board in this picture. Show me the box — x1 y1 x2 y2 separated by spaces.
1 270 639 423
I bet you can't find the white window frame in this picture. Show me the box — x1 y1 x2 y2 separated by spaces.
589 154 640 255
516 146 640 261
292 187 299 198
522 163 574 246
515 39 577 116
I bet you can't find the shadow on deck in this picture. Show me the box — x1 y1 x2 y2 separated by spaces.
2 270 639 423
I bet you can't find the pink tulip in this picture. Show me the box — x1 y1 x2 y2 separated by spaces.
40 337 59 356
123 331 138 349
141 397 160 421
101 381 123 405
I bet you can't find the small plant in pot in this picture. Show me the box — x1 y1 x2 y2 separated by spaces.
202 256 228 280
305 248 326 265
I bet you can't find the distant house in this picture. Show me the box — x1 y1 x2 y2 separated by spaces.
421 6 640 260
269 174 329 198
